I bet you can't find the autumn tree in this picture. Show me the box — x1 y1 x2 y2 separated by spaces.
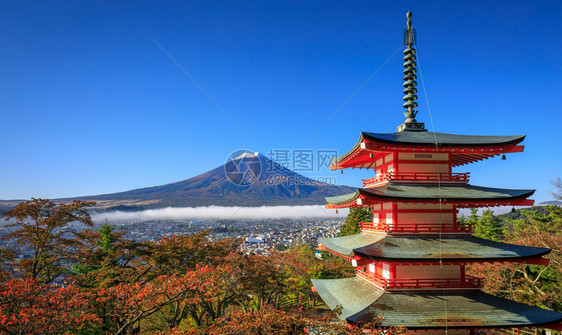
72 231 242 331
2 198 95 283
508 206 561 310
86 264 242 334
279 245 353 308
87 267 220 334
225 253 287 312
339 207 371 236
150 231 240 275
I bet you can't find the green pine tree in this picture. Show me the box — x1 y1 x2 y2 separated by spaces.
466 208 479 227
98 219 118 252
339 207 371 236
473 209 504 241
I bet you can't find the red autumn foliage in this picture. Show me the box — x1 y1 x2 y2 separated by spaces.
87 265 227 334
0 278 100 335
169 305 410 335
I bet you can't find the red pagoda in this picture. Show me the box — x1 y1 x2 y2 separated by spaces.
312 12 562 333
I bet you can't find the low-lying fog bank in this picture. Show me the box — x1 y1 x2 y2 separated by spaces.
91 205 348 223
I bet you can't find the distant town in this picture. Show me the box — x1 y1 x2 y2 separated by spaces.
118 218 342 255
0 217 344 259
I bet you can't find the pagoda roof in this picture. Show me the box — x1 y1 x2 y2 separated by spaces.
318 233 550 261
310 277 384 320
362 131 525 147
331 131 526 169
325 183 534 208
312 277 562 328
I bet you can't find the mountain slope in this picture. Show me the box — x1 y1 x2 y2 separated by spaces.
71 152 355 208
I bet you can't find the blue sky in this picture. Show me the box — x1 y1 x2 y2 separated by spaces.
1 0 560 202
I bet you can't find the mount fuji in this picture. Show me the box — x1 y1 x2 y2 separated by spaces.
36 152 356 210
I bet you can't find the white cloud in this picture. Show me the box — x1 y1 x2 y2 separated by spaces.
91 205 348 222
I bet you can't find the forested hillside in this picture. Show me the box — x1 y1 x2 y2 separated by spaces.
0 198 560 334
0 199 408 334
462 206 562 312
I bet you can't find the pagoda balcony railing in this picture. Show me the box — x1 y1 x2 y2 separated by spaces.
361 172 470 188
356 271 481 290
360 222 473 234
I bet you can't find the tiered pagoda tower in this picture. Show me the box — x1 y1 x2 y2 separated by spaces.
312 12 562 333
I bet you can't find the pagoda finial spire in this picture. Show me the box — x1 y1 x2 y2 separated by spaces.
406 11 413 47
398 11 426 132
